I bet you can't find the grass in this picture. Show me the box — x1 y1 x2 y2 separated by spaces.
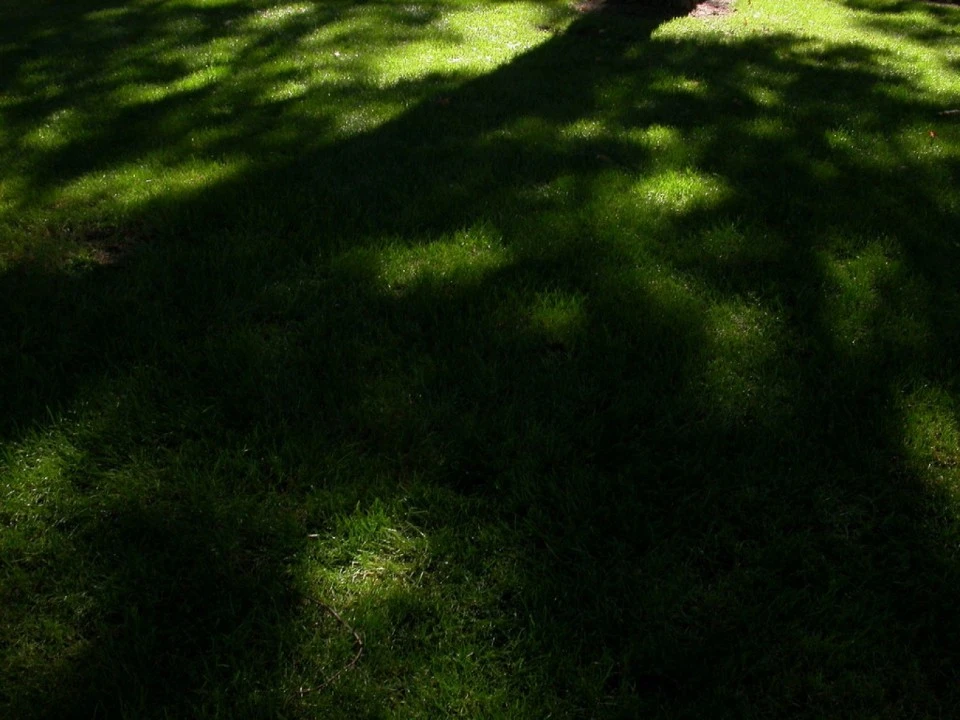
2 0 960 716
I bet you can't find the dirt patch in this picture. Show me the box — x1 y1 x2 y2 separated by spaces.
574 0 735 17
2 222 152 273
72 224 147 266
690 0 735 17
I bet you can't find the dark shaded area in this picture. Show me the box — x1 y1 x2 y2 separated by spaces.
3 0 960 717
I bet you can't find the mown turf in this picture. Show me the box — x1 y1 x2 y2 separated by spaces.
2 0 960 717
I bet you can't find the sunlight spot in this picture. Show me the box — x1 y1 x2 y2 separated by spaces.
375 226 511 296
261 79 312 103
83 7 129 21
248 2 315 27
633 168 729 214
745 84 782 107
900 386 960 495
826 127 856 150
59 158 248 212
20 108 80 151
373 1 565 81
649 74 708 97
637 124 683 151
529 291 587 349
336 105 395 135
560 119 607 141
303 499 431 597
117 66 229 106
2 432 75 510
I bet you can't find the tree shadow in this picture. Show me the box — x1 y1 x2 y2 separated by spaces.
3 1 960 717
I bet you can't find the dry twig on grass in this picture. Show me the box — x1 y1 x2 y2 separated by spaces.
298 599 364 696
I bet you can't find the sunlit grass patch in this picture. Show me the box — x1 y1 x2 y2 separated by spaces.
293 492 528 715
528 290 588 349
375 1 565 80
1 0 570 235
373 227 512 295
305 499 431 602
633 167 730 213
900 385 960 494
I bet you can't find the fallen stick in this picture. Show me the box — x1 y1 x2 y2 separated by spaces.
298 599 364 696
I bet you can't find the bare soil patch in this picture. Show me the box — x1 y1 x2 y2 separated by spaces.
574 0 735 17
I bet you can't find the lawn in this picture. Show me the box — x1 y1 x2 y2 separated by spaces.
2 0 960 717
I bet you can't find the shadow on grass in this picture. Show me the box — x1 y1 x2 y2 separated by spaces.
3 0 960 717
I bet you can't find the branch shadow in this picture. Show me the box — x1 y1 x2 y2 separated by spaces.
3 1 960 717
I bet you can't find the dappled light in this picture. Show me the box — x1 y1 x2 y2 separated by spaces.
3 0 960 717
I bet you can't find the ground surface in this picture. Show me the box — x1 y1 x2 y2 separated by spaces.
690 0 735 17
2 0 960 718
